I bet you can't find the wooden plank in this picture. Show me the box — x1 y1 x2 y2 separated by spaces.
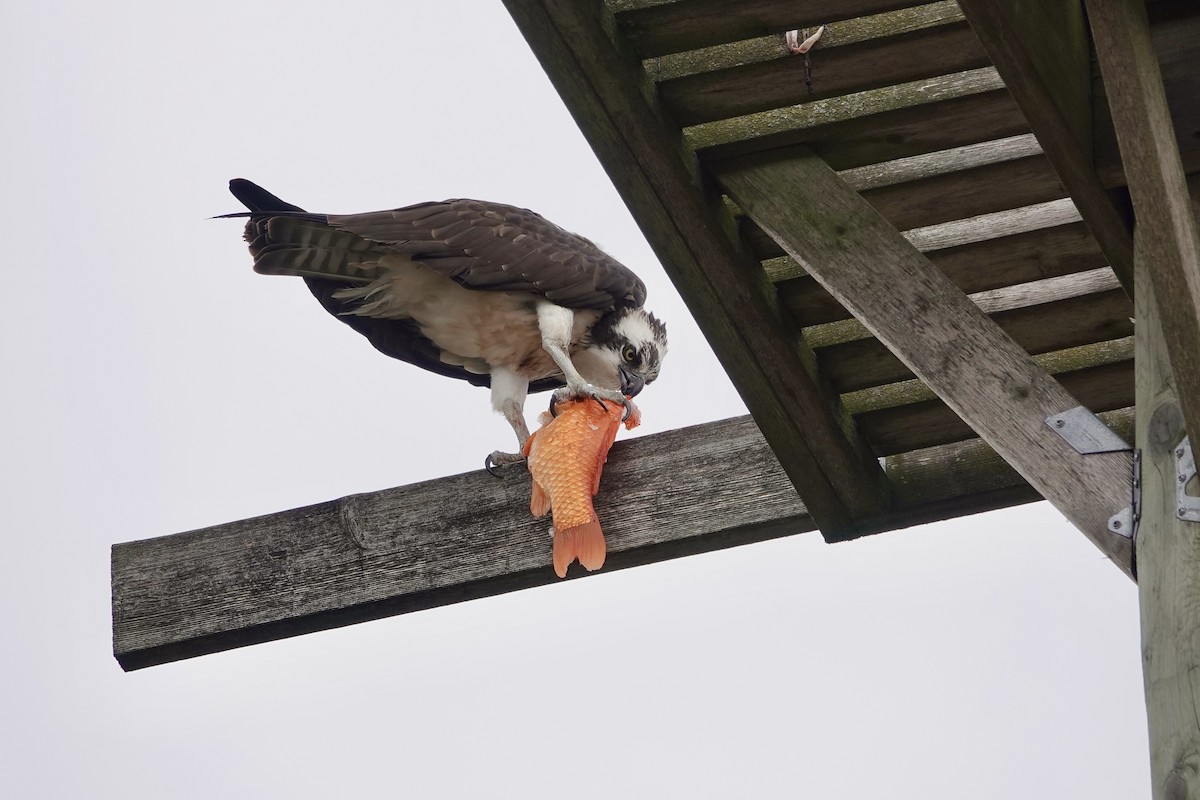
657 19 989 126
643 1 965 83
780 221 1108 326
814 286 1133 393
689 68 1030 167
716 149 1134 577
1089 0 1200 458
613 0 917 58
112 406 1102 671
857 153 1065 232
112 417 806 671
500 0 890 537
856 358 1133 456
956 0 1135 295
1132 234 1200 800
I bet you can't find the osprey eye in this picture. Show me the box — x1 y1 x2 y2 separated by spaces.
622 345 637 363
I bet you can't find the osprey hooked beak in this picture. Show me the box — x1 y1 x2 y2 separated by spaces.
619 364 646 398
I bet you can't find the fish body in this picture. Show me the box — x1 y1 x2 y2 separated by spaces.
523 396 640 577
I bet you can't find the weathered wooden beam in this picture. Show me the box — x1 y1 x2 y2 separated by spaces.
611 0 916 58
1133 233 1200 800
688 67 1028 167
1088 0 1200 460
500 0 889 537
956 0 1135 295
655 16 989 126
111 411 1088 671
715 149 1134 578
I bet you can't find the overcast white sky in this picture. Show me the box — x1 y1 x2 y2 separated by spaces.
1 1 1149 797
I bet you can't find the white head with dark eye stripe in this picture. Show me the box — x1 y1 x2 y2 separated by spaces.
576 307 668 396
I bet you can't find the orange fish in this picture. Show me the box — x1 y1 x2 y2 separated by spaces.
523 395 641 578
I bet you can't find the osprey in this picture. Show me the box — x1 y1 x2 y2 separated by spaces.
224 179 667 468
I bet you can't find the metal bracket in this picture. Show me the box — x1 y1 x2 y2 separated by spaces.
1045 406 1134 454
1045 406 1138 539
1175 437 1200 522
1107 449 1141 539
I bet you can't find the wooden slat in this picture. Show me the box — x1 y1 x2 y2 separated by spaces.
657 19 989 126
956 0 1135 294
1089 0 1200 455
857 153 1065 232
689 68 1030 167
716 148 1134 578
856 358 1133 456
780 221 1108 326
113 405 1126 670
501 0 890 537
644 1 965 83
613 0 918 58
815 287 1133 393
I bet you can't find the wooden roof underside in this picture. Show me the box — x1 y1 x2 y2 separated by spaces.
109 0 1200 668
503 0 1200 576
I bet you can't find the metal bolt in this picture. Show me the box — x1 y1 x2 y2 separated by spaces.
1054 418 1065 428
1180 508 1189 517
1180 474 1188 483
1111 520 1122 529
1178 447 1186 458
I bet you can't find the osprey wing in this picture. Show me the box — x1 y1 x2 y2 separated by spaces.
328 200 647 310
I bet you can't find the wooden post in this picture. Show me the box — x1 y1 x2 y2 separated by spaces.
1135 235 1200 800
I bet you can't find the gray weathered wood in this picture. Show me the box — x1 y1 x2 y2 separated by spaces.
772 219 1107 317
688 67 1029 167
643 1 965 83
716 149 1134 578
1089 0 1200 462
612 0 916 58
956 0 1135 294
1134 232 1200 800
813 286 1133 393
500 0 890 537
112 411 1073 671
656 18 988 126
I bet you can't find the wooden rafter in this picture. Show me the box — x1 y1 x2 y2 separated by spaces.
500 0 889 537
111 410 1134 671
956 0 1135 294
715 148 1134 578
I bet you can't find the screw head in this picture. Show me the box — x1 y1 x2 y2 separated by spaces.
1180 507 1189 517
1054 419 1065 428
1112 519 1122 529
1178 448 1186 458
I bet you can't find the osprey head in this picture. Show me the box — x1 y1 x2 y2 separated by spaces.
579 307 668 397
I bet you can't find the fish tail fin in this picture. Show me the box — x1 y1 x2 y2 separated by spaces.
553 519 606 578
530 480 551 518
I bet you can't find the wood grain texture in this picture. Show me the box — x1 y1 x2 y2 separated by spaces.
500 0 889 537
112 409 1081 670
689 69 1030 168
814 287 1134 393
1133 236 1200 800
112 417 807 671
716 149 1134 578
643 1 965 83
613 0 916 58
780 221 1108 326
1090 0 1200 459
657 19 989 126
956 0 1135 294
856 359 1133 456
